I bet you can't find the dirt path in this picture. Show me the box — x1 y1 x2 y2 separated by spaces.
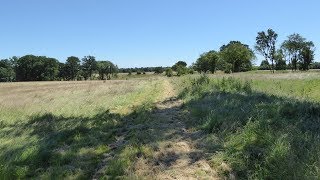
93 79 218 179
133 79 218 179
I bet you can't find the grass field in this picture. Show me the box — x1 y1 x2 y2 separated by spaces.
1 71 320 179
0 77 167 179
173 71 320 179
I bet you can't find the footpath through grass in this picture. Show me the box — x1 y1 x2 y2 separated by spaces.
173 74 320 179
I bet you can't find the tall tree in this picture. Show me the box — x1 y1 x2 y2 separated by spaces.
195 50 219 73
65 56 80 80
81 56 97 80
0 59 15 82
57 62 67 80
300 43 315 71
274 49 287 70
281 34 305 71
281 34 314 71
194 55 210 73
41 57 60 81
97 61 118 80
220 41 255 73
255 29 278 73
15 55 59 81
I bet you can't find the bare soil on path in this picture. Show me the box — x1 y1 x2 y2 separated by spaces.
94 79 219 179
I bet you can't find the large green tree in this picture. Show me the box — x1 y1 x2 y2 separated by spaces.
81 56 97 80
195 50 219 73
300 43 315 70
41 57 60 80
97 61 118 80
255 29 278 73
281 34 314 71
15 55 59 81
220 41 254 73
65 56 81 80
0 59 15 82
274 49 287 70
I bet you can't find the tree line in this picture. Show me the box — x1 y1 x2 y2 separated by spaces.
0 55 118 82
119 66 170 74
191 28 317 74
0 28 318 81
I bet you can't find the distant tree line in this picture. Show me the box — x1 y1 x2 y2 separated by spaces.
119 66 170 74
256 30 316 72
192 41 255 74
1 29 318 81
192 29 317 74
0 55 118 82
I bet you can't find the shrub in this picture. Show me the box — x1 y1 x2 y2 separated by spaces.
165 68 173 77
154 67 164 74
176 66 188 76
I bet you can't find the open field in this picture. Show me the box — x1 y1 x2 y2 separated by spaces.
1 71 320 179
0 77 167 179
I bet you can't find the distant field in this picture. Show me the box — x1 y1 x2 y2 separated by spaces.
1 71 320 179
206 70 320 101
0 78 163 122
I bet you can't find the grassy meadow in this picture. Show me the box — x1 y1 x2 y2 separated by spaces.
1 70 320 179
0 77 167 179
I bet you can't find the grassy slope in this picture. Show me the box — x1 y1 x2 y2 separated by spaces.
0 77 166 179
173 72 320 179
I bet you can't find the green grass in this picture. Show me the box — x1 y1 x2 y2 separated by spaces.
2 70 320 179
0 78 165 179
174 73 320 179
252 79 320 102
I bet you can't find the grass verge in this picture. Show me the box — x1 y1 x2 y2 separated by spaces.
174 75 320 179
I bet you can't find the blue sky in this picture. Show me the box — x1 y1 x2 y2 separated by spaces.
1 0 319 68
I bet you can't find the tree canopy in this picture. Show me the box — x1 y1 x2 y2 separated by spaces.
194 50 219 73
15 55 59 81
97 61 118 80
281 33 315 71
0 59 15 82
81 56 97 80
65 56 81 80
220 41 255 73
255 29 278 73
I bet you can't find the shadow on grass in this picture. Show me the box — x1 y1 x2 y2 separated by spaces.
0 98 211 179
0 110 127 179
178 76 320 179
2 76 320 179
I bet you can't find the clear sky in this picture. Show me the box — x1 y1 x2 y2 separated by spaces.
1 0 319 68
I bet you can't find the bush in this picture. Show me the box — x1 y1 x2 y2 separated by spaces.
154 67 164 74
165 68 173 77
176 66 188 76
